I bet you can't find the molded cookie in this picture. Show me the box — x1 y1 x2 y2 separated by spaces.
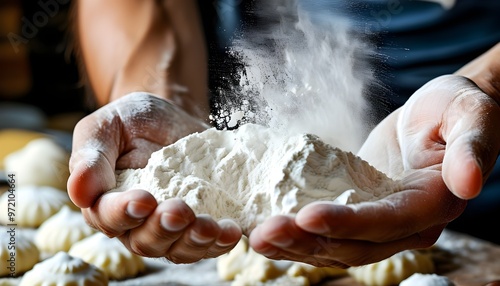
35 205 96 255
19 251 108 286
68 232 145 280
0 185 73 228
0 229 40 277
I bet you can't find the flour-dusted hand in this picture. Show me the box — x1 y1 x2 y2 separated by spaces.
67 92 242 263
363 74 500 199
249 75 500 267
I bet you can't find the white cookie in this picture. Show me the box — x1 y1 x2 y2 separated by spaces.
0 185 74 228
3 137 70 190
0 228 40 277
347 250 435 286
35 205 96 255
19 251 108 286
218 236 347 286
68 232 145 280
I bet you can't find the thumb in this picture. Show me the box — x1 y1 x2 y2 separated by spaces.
67 113 120 209
442 90 500 200
442 134 484 200
67 148 117 208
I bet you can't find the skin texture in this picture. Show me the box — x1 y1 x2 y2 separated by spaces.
69 0 242 262
455 43 500 106
75 0 209 118
248 74 500 267
69 0 500 270
68 92 243 262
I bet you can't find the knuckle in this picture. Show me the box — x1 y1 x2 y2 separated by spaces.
128 238 162 257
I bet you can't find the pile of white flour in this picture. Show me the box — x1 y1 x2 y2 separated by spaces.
113 123 401 234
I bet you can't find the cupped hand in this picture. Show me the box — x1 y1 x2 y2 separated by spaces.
249 75 500 268
67 92 242 263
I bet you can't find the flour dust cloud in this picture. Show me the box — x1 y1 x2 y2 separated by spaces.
210 0 378 153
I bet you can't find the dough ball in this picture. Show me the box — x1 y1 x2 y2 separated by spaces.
217 236 345 286
218 236 287 285
0 185 74 228
3 137 70 190
68 232 145 280
231 251 285 286
347 250 435 286
0 228 40 277
400 273 455 286
217 236 252 280
286 262 347 284
18 251 108 286
35 205 96 255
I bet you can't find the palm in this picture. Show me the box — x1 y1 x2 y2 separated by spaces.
77 92 209 170
359 75 498 198
68 92 242 263
249 75 500 267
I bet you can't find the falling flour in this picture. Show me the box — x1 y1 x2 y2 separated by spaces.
113 123 401 235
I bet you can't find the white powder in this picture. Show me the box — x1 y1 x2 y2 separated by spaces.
399 273 455 286
421 0 456 10
209 0 379 154
113 123 401 235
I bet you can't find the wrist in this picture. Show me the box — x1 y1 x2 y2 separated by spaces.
455 43 500 105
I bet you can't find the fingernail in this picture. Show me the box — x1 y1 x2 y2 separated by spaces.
126 201 153 219
269 234 294 248
190 230 214 244
296 212 330 234
475 157 483 169
215 219 241 247
218 219 241 232
161 213 190 232
216 240 235 248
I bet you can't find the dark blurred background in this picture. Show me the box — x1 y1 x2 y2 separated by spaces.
0 0 260 169
0 0 87 132
0 0 258 133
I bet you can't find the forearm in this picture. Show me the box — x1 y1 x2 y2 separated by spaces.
455 42 500 105
75 0 209 119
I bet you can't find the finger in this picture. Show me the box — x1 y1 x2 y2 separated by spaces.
83 189 157 237
67 115 120 208
205 219 242 259
120 198 196 257
249 216 349 268
165 214 222 264
249 215 444 267
295 170 466 243
67 149 118 208
441 90 500 199
442 134 484 199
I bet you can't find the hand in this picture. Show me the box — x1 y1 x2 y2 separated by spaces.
67 92 242 263
455 42 500 103
248 75 500 267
